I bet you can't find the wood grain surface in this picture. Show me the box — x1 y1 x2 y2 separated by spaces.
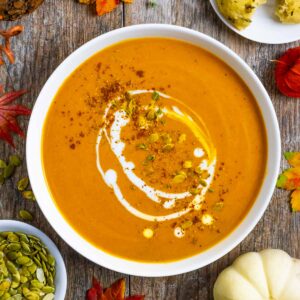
0 0 299 299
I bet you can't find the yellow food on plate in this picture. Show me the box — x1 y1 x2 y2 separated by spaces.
42 38 267 262
276 0 300 23
214 249 300 300
216 0 267 30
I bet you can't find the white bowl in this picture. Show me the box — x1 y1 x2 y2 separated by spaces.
0 220 67 298
210 0 300 44
26 24 281 277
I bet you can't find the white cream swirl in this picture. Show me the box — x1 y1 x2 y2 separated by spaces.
96 90 217 223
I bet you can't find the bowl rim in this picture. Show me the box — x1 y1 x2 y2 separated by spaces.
26 24 281 277
0 220 67 298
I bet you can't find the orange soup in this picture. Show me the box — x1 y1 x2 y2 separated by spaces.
42 38 267 262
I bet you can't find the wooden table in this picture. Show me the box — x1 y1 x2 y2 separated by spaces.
0 1 299 299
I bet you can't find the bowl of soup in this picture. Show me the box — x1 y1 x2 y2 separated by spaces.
26 24 281 276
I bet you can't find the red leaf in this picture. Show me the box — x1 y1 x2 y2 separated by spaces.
93 277 103 297
0 90 30 147
87 287 98 300
275 47 300 98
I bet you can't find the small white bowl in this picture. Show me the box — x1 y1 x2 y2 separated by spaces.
210 0 300 44
26 24 281 277
0 220 67 298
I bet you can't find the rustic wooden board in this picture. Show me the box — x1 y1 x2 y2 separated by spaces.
0 0 299 299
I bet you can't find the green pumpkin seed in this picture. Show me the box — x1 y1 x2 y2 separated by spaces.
46 256 55 267
7 233 19 243
27 264 37 275
162 143 174 152
152 91 160 101
178 133 186 143
41 286 54 294
6 260 18 274
20 242 31 253
16 256 31 266
136 143 147 150
183 160 193 169
9 155 21 167
172 173 186 184
1 292 11 299
39 252 48 263
17 177 29 191
19 210 33 222
10 295 22 300
0 160 7 169
22 191 36 201
148 133 159 143
189 188 201 195
30 279 44 289
22 287 39 300
3 164 15 179
181 220 193 229
6 243 21 252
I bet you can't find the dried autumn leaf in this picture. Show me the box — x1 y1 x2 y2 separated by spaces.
86 277 145 300
0 90 31 147
284 152 300 167
276 167 300 190
277 151 300 212
275 46 300 98
96 0 119 16
291 189 300 212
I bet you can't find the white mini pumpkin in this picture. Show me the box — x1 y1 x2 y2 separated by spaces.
214 249 300 300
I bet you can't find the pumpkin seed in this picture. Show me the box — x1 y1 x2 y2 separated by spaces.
17 177 29 191
22 191 36 201
172 173 187 184
0 160 7 169
178 133 186 143
136 143 147 150
3 164 15 179
181 220 193 229
9 155 21 167
0 232 56 298
162 143 174 152
152 91 160 101
43 293 54 300
183 160 193 168
148 133 159 143
7 233 19 243
19 210 33 222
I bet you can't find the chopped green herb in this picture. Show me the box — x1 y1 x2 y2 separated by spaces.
152 91 160 101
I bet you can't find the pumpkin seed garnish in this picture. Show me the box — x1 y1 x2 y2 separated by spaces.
3 164 15 179
9 155 21 167
172 173 187 184
152 91 160 101
0 160 6 169
0 231 56 298
21 191 36 201
17 177 29 191
19 210 33 222
148 133 159 143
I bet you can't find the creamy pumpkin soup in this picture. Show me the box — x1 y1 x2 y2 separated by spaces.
42 38 267 262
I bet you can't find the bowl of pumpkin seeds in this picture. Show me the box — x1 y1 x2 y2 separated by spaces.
0 220 67 299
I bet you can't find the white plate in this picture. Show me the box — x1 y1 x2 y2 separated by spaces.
27 24 281 277
0 220 67 299
210 0 300 44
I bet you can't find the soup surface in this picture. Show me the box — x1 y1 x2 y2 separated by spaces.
42 38 267 262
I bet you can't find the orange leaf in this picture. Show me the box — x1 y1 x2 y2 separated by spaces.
284 152 300 167
291 190 300 212
276 167 300 191
96 0 119 16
